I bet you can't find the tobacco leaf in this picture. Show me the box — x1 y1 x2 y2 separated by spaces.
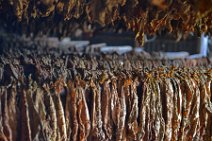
90 80 105 140
126 78 139 140
68 81 79 141
178 76 194 141
26 88 46 141
164 78 174 140
1 87 12 141
101 79 113 140
153 79 165 140
77 86 91 141
6 84 18 141
198 75 209 140
52 94 67 141
111 77 119 131
170 78 182 141
115 77 127 141
19 89 32 141
65 80 72 140
137 80 150 140
187 77 201 140
43 88 57 141
0 88 8 141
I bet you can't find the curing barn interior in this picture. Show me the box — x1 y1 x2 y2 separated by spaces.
0 0 212 141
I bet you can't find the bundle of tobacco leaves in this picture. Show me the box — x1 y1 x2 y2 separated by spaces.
0 0 212 45
0 45 212 141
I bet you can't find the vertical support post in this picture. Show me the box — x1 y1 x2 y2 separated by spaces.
200 34 208 57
